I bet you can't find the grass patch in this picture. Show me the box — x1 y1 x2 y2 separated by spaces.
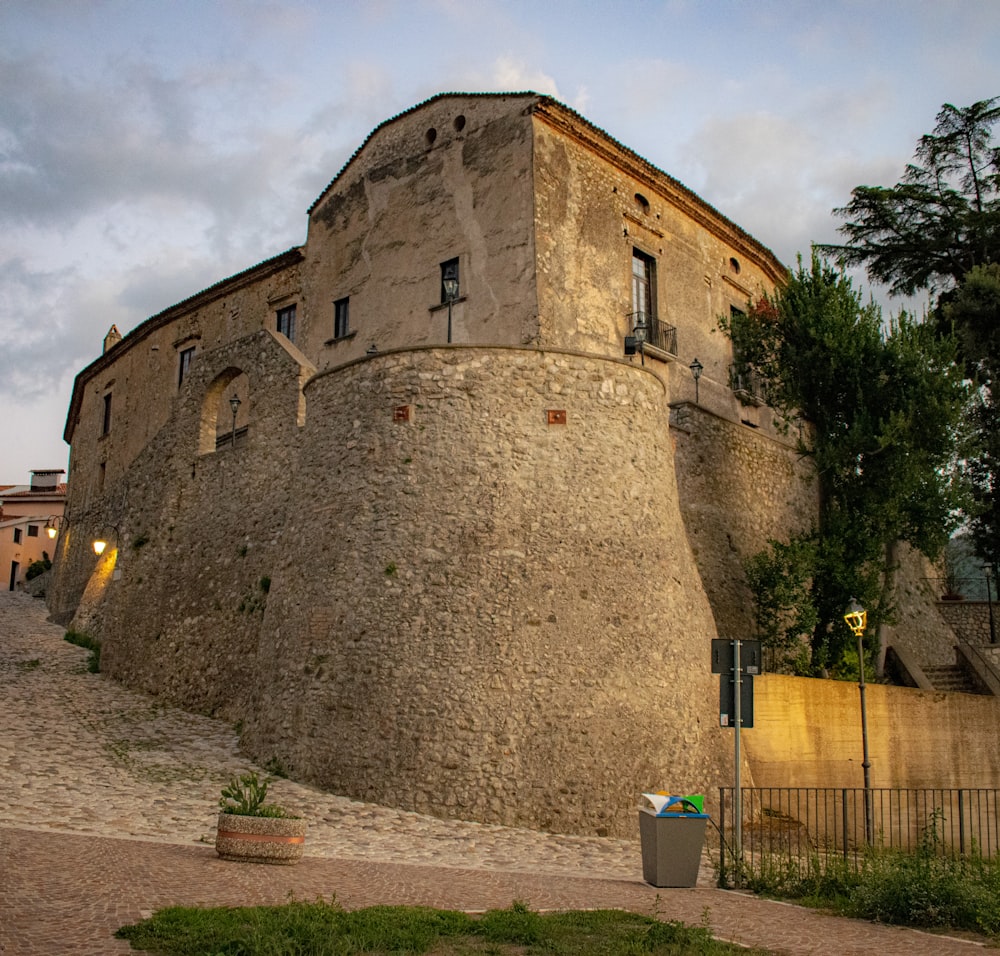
64 629 101 673
116 900 770 954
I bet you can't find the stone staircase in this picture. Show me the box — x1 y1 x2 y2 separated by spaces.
921 663 985 695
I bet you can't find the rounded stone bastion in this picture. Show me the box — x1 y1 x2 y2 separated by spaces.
242 346 729 838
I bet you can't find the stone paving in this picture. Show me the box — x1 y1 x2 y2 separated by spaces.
0 589 987 954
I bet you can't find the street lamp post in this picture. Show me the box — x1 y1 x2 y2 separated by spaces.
985 565 996 644
844 597 873 844
689 358 703 404
229 395 241 448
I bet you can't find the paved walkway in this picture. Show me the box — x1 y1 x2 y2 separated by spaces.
0 589 987 954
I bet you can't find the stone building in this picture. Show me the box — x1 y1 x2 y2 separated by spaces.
49 92 824 837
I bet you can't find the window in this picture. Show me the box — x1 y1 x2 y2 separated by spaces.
178 346 195 386
102 393 113 436
13 528 21 544
27 525 39 538
728 306 765 405
631 250 656 323
334 297 350 339
440 259 460 303
276 305 296 343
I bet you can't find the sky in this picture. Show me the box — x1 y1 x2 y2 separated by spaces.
1 0 998 482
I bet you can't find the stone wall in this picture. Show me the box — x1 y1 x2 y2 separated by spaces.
239 346 732 837
937 601 997 646
670 403 817 641
303 94 540 367
48 330 313 717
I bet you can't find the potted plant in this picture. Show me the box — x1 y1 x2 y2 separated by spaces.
215 771 306 865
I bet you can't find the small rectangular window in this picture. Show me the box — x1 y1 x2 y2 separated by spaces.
27 525 39 538
440 258 460 303
13 528 22 544
276 305 297 343
334 297 350 339
102 393 113 436
178 346 195 386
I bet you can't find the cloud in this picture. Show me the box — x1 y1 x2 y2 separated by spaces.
0 258 94 402
676 105 918 270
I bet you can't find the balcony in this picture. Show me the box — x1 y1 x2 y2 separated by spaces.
626 312 677 356
729 365 767 406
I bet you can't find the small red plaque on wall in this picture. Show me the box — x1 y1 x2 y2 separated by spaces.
547 409 567 425
393 405 411 423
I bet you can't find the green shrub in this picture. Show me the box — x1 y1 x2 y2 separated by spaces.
64 630 101 673
744 810 1000 937
25 552 51 581
218 771 292 818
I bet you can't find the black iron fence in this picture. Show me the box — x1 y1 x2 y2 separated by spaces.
929 574 995 602
718 787 1000 882
627 312 677 355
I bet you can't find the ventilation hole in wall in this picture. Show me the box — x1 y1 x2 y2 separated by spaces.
425 127 437 146
453 114 466 132
635 192 650 212
730 256 741 274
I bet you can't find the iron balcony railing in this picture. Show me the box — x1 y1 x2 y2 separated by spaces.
728 365 767 405
717 786 1000 884
627 312 677 356
215 425 249 450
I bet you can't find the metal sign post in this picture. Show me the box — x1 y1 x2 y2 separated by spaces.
712 638 761 886
734 639 742 881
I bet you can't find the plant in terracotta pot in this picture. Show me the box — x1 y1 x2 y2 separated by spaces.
215 771 306 865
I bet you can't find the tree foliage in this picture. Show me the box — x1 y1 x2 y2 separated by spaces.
944 263 1000 566
820 98 1000 296
723 254 969 672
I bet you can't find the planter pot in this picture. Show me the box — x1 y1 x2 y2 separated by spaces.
215 812 307 865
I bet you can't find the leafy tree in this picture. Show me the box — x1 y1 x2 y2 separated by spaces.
723 254 969 673
944 263 1000 566
820 98 1000 297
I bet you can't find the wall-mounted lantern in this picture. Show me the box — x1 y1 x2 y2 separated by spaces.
442 263 459 344
45 515 66 540
92 523 121 557
984 564 996 644
625 312 649 365
689 358 703 404
229 395 241 448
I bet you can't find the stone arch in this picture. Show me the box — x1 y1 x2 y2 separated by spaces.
199 366 251 455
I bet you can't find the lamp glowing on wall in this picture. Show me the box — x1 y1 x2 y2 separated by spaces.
92 523 120 557
45 515 66 539
844 597 873 844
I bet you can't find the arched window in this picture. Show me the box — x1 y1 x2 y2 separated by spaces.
199 368 250 454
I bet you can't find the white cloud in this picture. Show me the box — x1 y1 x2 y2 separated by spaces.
485 57 561 98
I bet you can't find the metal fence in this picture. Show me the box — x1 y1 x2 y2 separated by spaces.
718 787 1000 881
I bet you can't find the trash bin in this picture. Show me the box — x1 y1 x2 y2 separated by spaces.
638 794 709 887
